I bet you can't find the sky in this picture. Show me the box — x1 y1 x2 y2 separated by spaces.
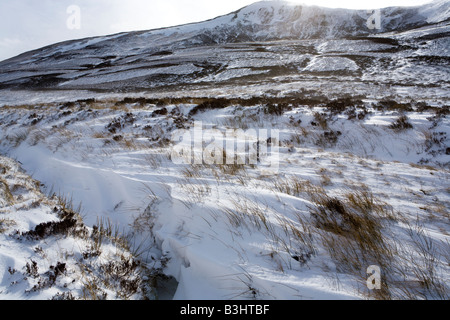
0 0 434 62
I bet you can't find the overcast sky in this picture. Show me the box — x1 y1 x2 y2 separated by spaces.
0 0 433 62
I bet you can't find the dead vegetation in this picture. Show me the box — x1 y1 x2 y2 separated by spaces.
306 185 448 299
16 197 152 300
22 207 88 240
267 171 449 300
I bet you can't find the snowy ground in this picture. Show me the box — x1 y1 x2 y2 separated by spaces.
0 97 448 300
0 155 157 300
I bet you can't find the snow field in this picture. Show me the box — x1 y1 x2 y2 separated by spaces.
0 98 448 299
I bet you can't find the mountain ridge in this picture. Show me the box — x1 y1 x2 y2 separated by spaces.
0 0 448 97
2 1 449 62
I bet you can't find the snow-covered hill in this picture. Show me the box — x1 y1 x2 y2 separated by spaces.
0 0 448 99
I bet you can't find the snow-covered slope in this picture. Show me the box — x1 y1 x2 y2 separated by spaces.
0 155 157 300
0 98 448 300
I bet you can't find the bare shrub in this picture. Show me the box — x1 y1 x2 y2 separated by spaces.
311 112 329 130
7 129 30 147
0 179 14 207
389 115 413 131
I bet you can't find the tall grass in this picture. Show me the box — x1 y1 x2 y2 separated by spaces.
306 184 448 299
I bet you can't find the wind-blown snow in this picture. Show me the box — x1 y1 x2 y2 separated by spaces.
0 98 448 299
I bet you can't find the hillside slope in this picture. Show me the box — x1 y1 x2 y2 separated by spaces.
0 0 448 99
